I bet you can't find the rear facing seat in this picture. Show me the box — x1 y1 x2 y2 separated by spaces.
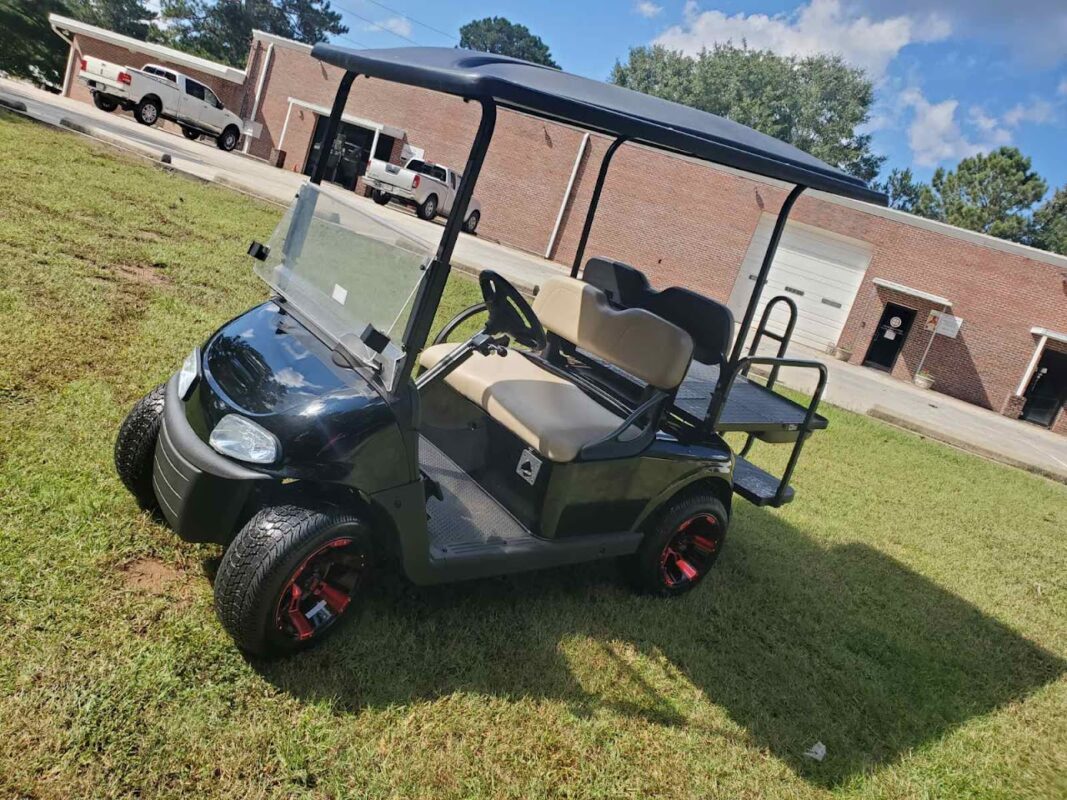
419 276 694 462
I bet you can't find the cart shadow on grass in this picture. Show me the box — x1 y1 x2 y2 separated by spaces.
251 504 1064 788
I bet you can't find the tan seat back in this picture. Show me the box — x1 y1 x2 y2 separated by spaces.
533 276 693 389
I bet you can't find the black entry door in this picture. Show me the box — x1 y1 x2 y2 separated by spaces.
303 118 374 191
863 303 916 371
1022 348 1067 427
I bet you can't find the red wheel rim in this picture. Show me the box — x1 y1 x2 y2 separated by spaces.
659 513 722 588
275 537 365 641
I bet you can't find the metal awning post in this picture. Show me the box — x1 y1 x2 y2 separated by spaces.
570 136 627 277
728 184 805 364
310 70 356 185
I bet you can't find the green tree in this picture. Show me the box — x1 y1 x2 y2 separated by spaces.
68 0 157 39
0 0 71 87
158 0 347 67
612 44 884 182
873 167 940 216
1029 186 1067 255
459 17 559 69
931 147 1047 243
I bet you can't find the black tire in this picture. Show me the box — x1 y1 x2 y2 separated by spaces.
416 193 438 220
463 210 480 234
92 92 118 112
134 97 161 126
214 505 371 656
625 491 728 597
372 189 391 205
216 126 239 151
114 384 165 511
181 126 201 141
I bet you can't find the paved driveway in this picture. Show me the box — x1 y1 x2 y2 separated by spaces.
3 77 1065 481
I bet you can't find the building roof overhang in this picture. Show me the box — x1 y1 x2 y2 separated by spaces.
1032 327 1067 345
48 13 247 84
286 97 406 139
872 278 952 307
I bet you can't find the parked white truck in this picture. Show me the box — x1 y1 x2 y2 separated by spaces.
365 157 482 233
77 57 244 151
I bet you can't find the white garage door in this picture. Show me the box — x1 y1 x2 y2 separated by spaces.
726 214 872 351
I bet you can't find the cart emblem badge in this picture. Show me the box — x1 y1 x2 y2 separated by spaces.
517 449 542 485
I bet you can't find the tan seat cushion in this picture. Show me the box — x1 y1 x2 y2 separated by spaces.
420 343 627 462
532 276 694 390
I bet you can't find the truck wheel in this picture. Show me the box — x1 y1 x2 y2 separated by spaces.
372 189 391 205
216 126 239 151
214 505 372 656
463 210 480 234
92 93 118 112
114 384 165 511
181 126 201 141
417 194 438 220
134 97 161 126
624 492 727 597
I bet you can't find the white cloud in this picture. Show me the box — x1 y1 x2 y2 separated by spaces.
653 0 951 81
635 1 663 18
373 16 412 39
901 88 1013 167
1003 99 1055 127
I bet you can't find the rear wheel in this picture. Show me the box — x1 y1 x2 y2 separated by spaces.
216 125 239 151
463 210 480 234
134 97 161 126
114 384 165 511
92 92 118 112
372 189 391 205
417 193 438 220
181 126 201 141
214 505 371 656
626 492 727 596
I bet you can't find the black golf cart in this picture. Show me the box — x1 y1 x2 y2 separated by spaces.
114 46 886 655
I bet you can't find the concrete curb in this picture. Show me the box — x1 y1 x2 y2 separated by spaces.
0 97 27 113
868 406 1067 484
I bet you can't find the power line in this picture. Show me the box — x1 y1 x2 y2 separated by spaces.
360 0 458 42
331 1 422 46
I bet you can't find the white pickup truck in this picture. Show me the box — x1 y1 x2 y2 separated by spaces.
365 157 482 233
77 57 244 151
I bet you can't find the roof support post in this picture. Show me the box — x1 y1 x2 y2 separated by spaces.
729 184 805 364
310 70 356 185
570 136 627 277
399 99 498 381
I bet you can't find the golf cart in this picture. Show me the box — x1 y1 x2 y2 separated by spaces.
114 46 887 656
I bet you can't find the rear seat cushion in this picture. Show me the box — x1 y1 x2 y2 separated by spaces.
532 276 693 389
420 344 629 462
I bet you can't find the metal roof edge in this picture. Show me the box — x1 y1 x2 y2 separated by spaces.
251 30 313 53
48 13 246 84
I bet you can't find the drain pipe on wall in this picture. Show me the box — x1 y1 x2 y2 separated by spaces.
544 132 589 259
243 42 273 154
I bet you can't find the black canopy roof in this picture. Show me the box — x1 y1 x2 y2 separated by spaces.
311 45 887 205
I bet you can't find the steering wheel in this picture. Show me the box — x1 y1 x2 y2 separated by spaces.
479 270 547 350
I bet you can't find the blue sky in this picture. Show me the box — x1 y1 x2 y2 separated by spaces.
325 1 1067 191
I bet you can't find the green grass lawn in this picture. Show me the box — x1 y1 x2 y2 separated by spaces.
0 111 1064 800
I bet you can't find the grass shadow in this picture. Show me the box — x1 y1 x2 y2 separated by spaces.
256 504 1063 787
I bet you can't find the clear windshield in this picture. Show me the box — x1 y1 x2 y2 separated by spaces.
255 182 431 374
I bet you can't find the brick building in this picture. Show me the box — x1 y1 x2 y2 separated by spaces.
49 15 1067 434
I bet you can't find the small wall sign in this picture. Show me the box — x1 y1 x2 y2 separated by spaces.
925 310 963 338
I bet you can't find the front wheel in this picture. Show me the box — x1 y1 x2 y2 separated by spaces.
92 92 118 112
216 126 239 151
416 194 438 220
214 505 371 656
625 492 727 597
114 384 165 510
181 126 201 141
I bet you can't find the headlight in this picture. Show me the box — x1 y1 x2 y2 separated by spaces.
209 415 279 464
177 348 199 399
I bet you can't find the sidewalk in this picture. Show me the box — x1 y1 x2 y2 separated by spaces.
4 77 1065 482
